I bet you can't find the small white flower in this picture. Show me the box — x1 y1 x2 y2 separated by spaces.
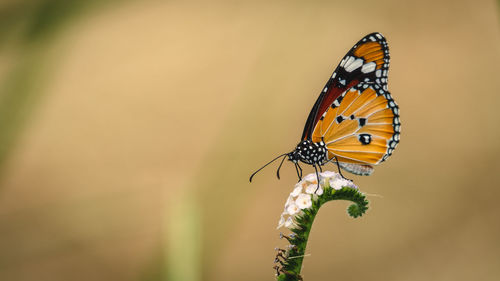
291 184 303 197
330 178 356 190
286 202 300 215
315 186 324 195
305 184 323 195
329 178 342 190
277 215 285 229
303 173 318 184
344 180 358 189
284 195 294 207
284 217 294 228
295 193 313 209
320 171 338 179
278 170 362 230
305 184 315 194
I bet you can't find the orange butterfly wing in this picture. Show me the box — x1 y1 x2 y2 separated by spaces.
311 82 400 170
301 32 390 140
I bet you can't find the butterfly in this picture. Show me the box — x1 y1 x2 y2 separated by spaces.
250 32 400 184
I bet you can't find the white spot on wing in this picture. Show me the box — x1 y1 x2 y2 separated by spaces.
343 56 355 69
376 33 382 39
361 62 376 73
345 58 363 72
340 58 347 67
375 69 381 77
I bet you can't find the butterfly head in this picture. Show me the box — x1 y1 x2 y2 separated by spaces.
288 140 327 165
249 140 328 183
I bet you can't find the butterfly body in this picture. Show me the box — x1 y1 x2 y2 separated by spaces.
249 32 400 183
288 140 328 166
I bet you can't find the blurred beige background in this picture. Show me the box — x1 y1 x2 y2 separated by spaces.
0 0 499 280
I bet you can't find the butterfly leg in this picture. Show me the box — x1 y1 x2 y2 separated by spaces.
313 164 320 193
333 156 352 181
276 155 287 180
294 163 302 182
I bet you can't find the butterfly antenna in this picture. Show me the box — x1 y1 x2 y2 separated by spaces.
249 153 289 182
276 155 287 180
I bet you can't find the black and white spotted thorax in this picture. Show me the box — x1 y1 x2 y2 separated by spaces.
288 140 328 165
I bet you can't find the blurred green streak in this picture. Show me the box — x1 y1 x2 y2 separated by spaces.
1 2 204 281
0 0 88 47
22 0 88 44
0 50 45 174
165 190 202 281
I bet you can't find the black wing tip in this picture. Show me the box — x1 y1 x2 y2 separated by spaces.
365 31 385 37
358 32 387 44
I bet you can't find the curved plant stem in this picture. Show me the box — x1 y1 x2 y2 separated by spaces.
275 187 369 281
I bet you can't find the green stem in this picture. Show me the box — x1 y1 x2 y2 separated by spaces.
276 187 369 281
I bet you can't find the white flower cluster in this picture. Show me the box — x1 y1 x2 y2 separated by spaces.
277 171 358 229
